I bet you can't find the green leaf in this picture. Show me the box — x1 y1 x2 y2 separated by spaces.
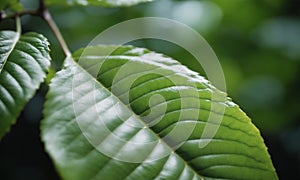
0 31 51 139
0 0 23 12
42 45 277 179
45 0 154 7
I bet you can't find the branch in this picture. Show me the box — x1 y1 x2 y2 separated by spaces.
1 10 39 20
39 0 71 57
0 0 72 58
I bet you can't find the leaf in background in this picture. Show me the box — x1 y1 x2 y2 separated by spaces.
42 45 277 179
0 0 23 12
0 31 51 139
45 0 154 7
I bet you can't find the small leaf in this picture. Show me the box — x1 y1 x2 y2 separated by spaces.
0 31 51 139
46 0 154 7
42 45 277 179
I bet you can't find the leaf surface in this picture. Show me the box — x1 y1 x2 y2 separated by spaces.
42 45 277 180
0 31 50 139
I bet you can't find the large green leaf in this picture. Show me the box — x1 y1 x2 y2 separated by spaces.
0 31 51 139
42 45 277 179
46 0 154 7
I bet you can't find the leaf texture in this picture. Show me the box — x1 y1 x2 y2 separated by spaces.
0 31 51 139
42 45 277 179
46 0 153 7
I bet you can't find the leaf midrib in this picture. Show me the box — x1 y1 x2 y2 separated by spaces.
71 57 204 179
0 31 20 73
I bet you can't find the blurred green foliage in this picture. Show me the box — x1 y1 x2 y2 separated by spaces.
0 0 299 179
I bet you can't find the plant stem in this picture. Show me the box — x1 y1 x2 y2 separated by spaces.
39 0 71 57
15 16 21 34
0 0 71 58
42 8 71 57
1 10 38 19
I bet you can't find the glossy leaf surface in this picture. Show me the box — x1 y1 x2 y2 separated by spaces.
0 31 50 139
42 45 277 179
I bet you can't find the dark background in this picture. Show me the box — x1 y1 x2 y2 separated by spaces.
0 0 299 179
